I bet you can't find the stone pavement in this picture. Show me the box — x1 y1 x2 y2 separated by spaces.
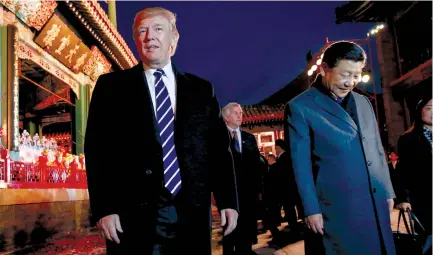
1 209 408 255
212 208 408 255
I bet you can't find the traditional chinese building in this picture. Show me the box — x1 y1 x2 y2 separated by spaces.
240 104 285 156
336 1 432 149
238 63 310 156
0 1 136 252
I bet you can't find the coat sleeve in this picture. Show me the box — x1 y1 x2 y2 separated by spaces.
208 86 239 212
395 135 411 203
364 96 396 199
249 133 263 196
285 102 320 217
84 74 120 225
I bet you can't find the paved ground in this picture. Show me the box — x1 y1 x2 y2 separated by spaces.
212 208 407 255
1 209 408 255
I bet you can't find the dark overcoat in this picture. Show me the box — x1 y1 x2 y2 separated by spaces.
396 128 432 233
285 85 396 254
84 63 238 254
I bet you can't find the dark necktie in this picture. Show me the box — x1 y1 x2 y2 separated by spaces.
232 130 240 153
154 69 181 195
336 97 344 104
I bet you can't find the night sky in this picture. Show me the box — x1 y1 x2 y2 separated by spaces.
103 1 376 106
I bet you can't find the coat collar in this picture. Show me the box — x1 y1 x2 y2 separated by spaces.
308 83 358 131
131 61 190 121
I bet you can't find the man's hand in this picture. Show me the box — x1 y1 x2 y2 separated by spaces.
396 202 412 212
387 199 395 214
305 213 324 235
220 208 238 236
97 214 123 244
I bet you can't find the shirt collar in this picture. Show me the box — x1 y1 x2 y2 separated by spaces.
143 60 174 81
314 80 347 103
227 125 240 134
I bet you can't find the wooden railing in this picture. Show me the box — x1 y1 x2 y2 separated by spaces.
0 149 87 189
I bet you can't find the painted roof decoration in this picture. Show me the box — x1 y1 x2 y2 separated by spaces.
242 104 285 125
65 0 138 69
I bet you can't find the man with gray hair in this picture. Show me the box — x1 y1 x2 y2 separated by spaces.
85 7 238 255
222 102 262 255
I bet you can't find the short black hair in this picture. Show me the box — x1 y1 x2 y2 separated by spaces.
322 41 366 68
414 96 432 129
274 139 286 151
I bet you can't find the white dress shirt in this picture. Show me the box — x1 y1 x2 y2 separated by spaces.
227 126 242 153
143 60 177 116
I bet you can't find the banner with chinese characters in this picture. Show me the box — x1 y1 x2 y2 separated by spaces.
0 0 57 30
82 46 112 81
34 14 92 74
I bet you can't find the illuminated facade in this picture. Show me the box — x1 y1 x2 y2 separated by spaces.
0 1 134 251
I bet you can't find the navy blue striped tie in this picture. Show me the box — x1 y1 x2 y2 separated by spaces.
154 69 181 195
232 130 240 153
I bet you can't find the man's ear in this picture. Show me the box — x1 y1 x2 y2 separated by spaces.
320 62 329 77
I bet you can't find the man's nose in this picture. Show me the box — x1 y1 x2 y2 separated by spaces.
144 30 155 41
345 78 356 87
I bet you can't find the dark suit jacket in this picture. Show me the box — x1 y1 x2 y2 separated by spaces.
233 130 262 242
84 62 238 254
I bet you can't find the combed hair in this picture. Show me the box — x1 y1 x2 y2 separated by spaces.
222 102 242 118
322 41 366 68
132 7 180 56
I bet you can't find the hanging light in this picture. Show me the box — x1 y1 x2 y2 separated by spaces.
361 74 370 83
311 65 318 71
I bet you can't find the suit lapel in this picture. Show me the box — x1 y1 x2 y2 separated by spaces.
131 62 161 145
311 87 358 131
172 63 189 129
352 93 371 134
240 130 247 151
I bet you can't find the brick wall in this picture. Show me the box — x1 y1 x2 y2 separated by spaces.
0 200 90 252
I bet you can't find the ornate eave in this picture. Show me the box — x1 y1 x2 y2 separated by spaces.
0 0 57 30
65 0 138 70
241 104 285 126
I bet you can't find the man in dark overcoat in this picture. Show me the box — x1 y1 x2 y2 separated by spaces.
222 102 262 255
285 41 396 255
84 7 238 255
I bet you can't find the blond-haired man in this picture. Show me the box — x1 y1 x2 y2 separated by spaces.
85 7 238 255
